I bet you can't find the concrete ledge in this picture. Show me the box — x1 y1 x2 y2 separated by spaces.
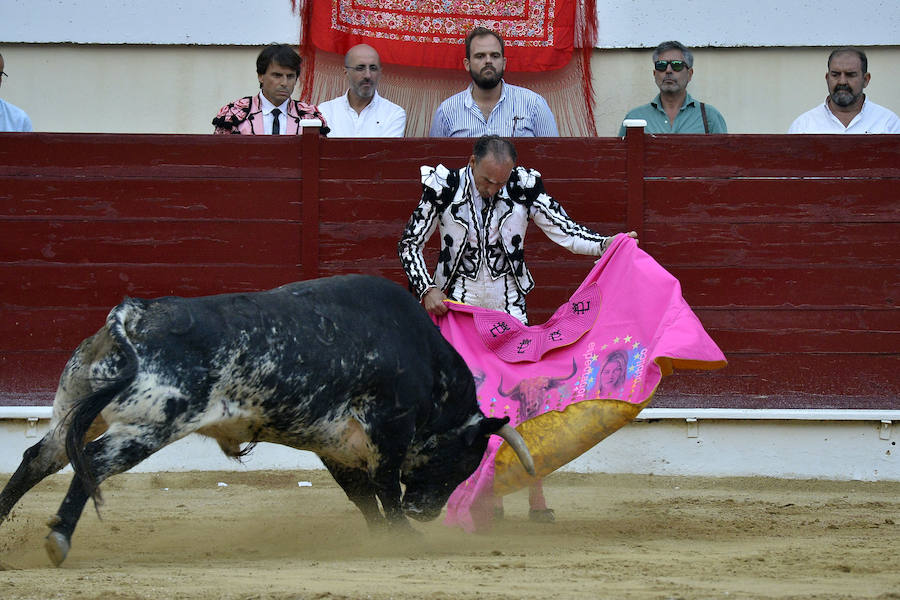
0 407 53 419
638 408 899 421
1 408 895 481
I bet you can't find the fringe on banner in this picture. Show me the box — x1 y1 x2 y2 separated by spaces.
577 0 599 134
305 50 598 138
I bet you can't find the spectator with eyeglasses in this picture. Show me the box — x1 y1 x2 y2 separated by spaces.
213 44 328 135
318 44 406 138
618 40 726 135
0 52 33 132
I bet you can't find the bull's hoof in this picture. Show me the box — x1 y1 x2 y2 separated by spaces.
364 518 388 533
387 519 421 536
44 531 70 567
528 508 555 524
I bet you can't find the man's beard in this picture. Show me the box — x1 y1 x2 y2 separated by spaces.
352 80 375 100
831 85 861 107
470 66 503 90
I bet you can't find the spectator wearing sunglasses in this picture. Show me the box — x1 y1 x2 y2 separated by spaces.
0 52 33 132
788 47 900 134
617 40 726 136
318 44 407 137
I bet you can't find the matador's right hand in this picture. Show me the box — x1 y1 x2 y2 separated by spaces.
423 287 449 316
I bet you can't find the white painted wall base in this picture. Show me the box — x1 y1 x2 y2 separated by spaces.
1 414 896 481
560 418 897 481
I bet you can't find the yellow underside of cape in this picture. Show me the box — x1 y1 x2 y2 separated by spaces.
493 396 652 496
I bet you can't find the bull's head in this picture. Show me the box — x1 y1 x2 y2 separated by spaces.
400 415 533 521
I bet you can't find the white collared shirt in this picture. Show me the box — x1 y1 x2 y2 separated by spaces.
788 96 900 134
317 90 406 137
258 94 291 135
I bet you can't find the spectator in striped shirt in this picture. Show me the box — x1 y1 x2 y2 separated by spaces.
429 27 559 138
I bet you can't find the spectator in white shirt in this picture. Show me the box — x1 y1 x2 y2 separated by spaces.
788 47 900 134
318 44 406 138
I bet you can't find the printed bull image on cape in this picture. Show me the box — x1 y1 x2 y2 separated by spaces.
435 236 727 531
0 275 534 566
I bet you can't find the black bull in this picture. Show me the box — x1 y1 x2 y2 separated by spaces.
0 275 534 566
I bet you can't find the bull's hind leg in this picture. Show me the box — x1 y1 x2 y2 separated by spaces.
44 424 171 567
1 404 107 525
0 431 69 524
319 457 386 531
1 416 109 527
2 328 116 527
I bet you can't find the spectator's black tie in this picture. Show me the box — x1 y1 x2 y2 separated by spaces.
271 108 281 135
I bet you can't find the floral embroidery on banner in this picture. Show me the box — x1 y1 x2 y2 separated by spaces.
305 0 575 73
329 0 556 47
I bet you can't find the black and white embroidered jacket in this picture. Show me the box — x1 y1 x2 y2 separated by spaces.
398 164 612 300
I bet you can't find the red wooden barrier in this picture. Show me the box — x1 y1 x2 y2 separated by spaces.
1 129 897 410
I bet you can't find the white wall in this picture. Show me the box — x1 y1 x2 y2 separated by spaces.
596 0 900 47
1 0 302 45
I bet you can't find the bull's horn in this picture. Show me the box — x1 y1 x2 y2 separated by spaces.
497 375 517 398
496 423 535 476
549 358 578 386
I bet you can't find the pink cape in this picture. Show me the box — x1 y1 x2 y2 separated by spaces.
435 235 726 532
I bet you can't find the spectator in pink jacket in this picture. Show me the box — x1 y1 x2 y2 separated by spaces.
213 44 328 135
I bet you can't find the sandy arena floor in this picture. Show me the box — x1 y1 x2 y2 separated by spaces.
1 470 898 600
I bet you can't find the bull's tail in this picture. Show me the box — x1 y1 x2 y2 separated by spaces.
64 299 141 505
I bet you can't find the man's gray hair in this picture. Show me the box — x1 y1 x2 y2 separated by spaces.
828 47 868 74
652 40 694 68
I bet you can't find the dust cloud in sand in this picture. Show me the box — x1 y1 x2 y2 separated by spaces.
1 470 898 599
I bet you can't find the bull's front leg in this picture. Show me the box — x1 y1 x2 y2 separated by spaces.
319 457 386 531
371 461 417 534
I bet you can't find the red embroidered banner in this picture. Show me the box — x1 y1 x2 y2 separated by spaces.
306 0 577 72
